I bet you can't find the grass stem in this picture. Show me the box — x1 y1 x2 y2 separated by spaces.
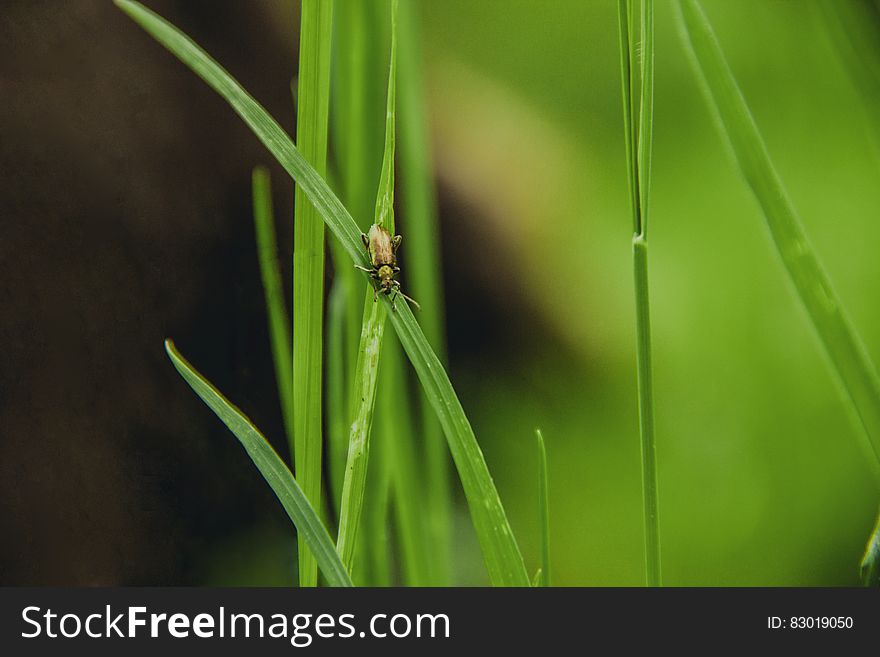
252 166 295 450
618 0 661 587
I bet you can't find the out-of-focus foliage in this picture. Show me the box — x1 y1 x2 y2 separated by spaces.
419 0 880 585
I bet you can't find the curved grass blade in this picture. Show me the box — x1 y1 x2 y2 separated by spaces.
677 0 880 472
116 0 529 586
164 340 353 587
252 166 294 449
861 507 880 586
385 302 528 585
535 429 550 587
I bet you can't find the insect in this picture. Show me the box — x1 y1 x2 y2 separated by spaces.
355 223 420 311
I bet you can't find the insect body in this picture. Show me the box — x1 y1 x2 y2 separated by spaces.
355 223 420 311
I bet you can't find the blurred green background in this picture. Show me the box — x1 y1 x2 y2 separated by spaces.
2 0 878 586
415 0 880 585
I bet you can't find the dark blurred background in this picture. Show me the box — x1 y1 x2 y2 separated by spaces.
2 0 879 586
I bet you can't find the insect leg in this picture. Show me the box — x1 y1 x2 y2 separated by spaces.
354 264 372 273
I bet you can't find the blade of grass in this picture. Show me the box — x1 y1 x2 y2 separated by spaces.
291 0 334 588
116 0 529 586
617 0 661 587
535 429 550 587
329 0 382 434
329 0 389 583
862 506 880 586
164 339 352 587
385 303 529 585
336 294 387 571
397 0 452 585
325 278 348 519
332 0 385 230
336 0 398 574
617 0 638 235
677 0 880 472
252 166 294 449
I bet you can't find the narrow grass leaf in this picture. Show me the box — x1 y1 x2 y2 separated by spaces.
617 0 661 586
678 0 880 470
116 0 529 586
291 0 334 588
385 302 529 585
252 166 294 449
325 278 348 519
336 294 387 572
336 0 398 575
617 0 638 233
164 340 352 587
330 0 383 383
636 0 654 238
327 0 386 563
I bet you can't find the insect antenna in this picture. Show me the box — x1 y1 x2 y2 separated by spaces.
398 290 421 311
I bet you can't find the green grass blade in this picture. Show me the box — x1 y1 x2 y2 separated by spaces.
374 0 396 233
336 292 387 572
113 0 365 264
325 278 348 520
535 429 550 587
398 0 452 584
618 0 661 586
386 303 529 585
164 340 352 587
861 507 880 586
116 0 529 586
327 0 385 546
251 166 294 449
331 0 383 388
637 0 654 239
336 0 398 576
332 0 385 230
291 0 334 588
330 0 391 585
633 237 660 586
678 0 880 470
617 0 638 234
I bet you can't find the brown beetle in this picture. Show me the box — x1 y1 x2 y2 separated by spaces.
355 223 420 311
